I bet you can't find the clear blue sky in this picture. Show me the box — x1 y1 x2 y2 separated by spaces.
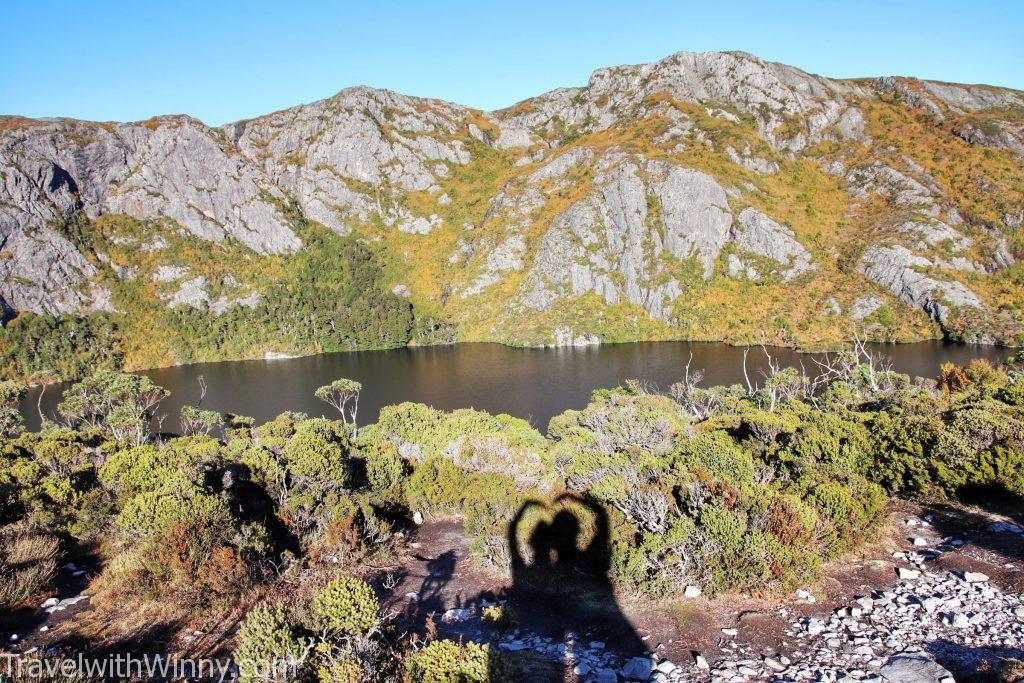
2 0 1021 126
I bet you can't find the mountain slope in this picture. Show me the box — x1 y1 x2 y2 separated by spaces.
2 51 1022 378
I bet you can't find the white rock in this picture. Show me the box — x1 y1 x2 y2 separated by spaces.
655 660 677 674
897 567 921 580
684 585 702 598
963 571 989 583
441 608 471 623
622 657 654 680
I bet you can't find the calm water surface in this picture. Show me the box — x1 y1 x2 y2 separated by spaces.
20 341 1015 433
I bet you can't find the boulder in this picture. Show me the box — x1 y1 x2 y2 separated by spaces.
622 657 654 680
879 653 954 683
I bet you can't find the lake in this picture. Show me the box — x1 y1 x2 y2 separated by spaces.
20 341 1016 433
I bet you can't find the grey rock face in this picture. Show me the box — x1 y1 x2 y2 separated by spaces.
846 162 939 213
0 115 299 315
521 154 732 320
496 51 869 152
858 245 983 324
551 326 600 347
398 214 442 235
103 119 300 255
151 265 190 283
462 235 527 298
657 165 734 276
725 146 779 175
0 224 99 315
953 120 1024 156
165 276 210 309
896 220 973 252
230 87 473 234
873 75 1024 116
852 297 884 321
873 77 947 119
731 208 815 281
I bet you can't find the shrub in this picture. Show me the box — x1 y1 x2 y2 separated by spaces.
0 529 60 610
481 603 518 631
810 478 887 555
548 389 688 456
672 431 755 483
282 418 350 494
358 439 409 501
116 479 232 537
310 577 379 636
369 404 548 488
234 605 307 682
180 405 225 437
155 521 251 605
868 412 944 493
406 640 509 683
316 655 362 683
57 370 168 445
0 381 24 438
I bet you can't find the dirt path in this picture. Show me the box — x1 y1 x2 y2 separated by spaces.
374 502 1024 681
3 501 1020 681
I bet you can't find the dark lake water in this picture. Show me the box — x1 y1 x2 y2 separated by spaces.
20 341 1015 433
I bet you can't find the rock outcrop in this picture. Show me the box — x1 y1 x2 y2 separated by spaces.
730 208 815 281
858 245 984 324
520 154 732 320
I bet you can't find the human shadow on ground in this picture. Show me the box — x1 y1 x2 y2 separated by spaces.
417 549 458 615
501 493 646 679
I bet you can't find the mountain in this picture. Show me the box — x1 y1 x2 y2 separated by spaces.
2 51 1022 378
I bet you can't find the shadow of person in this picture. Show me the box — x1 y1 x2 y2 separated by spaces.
505 494 645 676
418 549 458 614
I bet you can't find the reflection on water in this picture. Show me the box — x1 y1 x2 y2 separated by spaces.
20 341 1015 433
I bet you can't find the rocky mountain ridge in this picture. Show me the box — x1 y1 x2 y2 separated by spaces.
2 50 1022 372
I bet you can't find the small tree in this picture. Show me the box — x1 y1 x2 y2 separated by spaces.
180 405 225 437
58 370 168 445
315 378 362 436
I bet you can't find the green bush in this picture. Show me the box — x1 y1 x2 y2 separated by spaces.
358 439 409 501
116 479 231 537
233 604 307 683
406 640 509 683
310 577 379 635
283 418 350 491
672 431 754 483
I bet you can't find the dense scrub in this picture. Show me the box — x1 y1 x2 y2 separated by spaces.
0 220 423 383
0 349 1021 678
